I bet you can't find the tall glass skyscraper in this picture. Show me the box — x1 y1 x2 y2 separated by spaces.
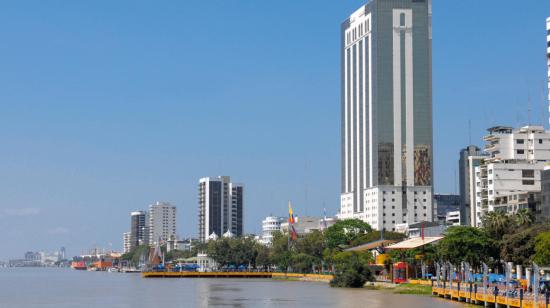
340 0 433 231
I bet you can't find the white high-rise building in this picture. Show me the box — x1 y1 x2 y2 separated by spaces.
148 201 177 245
339 0 433 231
123 232 131 254
261 216 284 246
198 176 244 242
472 126 550 226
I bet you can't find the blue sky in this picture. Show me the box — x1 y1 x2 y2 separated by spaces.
0 0 548 259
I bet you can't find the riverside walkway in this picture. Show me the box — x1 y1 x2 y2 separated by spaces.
142 271 334 281
142 271 273 278
409 279 550 308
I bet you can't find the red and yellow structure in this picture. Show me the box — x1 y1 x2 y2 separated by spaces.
411 280 550 308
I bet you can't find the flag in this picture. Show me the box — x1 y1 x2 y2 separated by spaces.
322 207 328 229
290 225 298 241
288 202 295 224
288 201 298 241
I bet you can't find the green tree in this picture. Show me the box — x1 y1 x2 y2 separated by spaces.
513 209 534 227
296 230 326 263
291 253 316 273
330 251 374 288
500 223 549 266
270 231 292 272
482 211 511 240
325 219 372 250
534 229 550 266
437 226 498 270
121 245 150 265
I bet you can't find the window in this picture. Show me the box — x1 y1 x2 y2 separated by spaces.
517 149 525 154
522 169 535 178
522 180 535 185
392 213 395 216
539 139 543 144
400 13 405 26
516 139 524 144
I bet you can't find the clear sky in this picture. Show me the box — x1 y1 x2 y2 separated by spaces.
0 0 549 259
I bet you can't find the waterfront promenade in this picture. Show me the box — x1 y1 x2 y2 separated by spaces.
410 279 550 308
142 271 334 282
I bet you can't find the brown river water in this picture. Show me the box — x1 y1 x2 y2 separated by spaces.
0 268 464 307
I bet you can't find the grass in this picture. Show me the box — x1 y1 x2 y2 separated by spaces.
392 283 433 295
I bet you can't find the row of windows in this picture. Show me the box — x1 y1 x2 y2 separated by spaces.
345 19 371 45
516 138 545 144
383 191 428 195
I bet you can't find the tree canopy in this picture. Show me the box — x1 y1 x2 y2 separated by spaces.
324 219 373 250
437 226 498 269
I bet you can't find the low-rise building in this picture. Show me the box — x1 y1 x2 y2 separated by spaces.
433 194 460 223
261 216 284 246
445 211 461 226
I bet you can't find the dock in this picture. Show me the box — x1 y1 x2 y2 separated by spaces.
142 271 273 278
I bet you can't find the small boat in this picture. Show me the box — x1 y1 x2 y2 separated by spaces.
71 261 87 270
108 267 119 273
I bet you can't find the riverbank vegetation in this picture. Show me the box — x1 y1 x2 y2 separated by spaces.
127 212 550 289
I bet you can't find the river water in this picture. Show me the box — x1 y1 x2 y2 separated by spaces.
0 268 463 307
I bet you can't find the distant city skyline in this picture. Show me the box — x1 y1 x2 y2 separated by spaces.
0 0 549 259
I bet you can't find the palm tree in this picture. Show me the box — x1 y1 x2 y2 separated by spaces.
482 211 510 240
513 209 533 227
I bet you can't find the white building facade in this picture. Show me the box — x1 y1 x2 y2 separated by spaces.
339 0 433 232
123 232 131 254
148 201 177 245
261 216 284 246
472 126 550 226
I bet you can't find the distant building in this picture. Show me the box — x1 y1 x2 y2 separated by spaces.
261 216 284 246
319 217 338 231
280 216 325 235
433 194 460 223
395 221 447 239
59 247 66 260
445 211 461 226
493 191 543 218
541 167 550 219
24 252 41 262
458 145 486 226
339 0 434 232
130 211 148 250
123 232 131 254
198 176 244 242
148 201 177 245
472 126 550 226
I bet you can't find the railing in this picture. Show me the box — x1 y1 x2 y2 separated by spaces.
425 280 550 308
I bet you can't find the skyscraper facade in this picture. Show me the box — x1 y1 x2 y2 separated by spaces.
148 201 177 245
340 0 433 231
547 17 550 125
198 176 244 242
130 211 148 249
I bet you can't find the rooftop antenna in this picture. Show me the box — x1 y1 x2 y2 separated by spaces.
304 160 309 216
541 80 546 128
468 119 472 145
528 92 532 126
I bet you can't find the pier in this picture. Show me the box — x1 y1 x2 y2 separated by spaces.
409 279 550 308
142 271 273 278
